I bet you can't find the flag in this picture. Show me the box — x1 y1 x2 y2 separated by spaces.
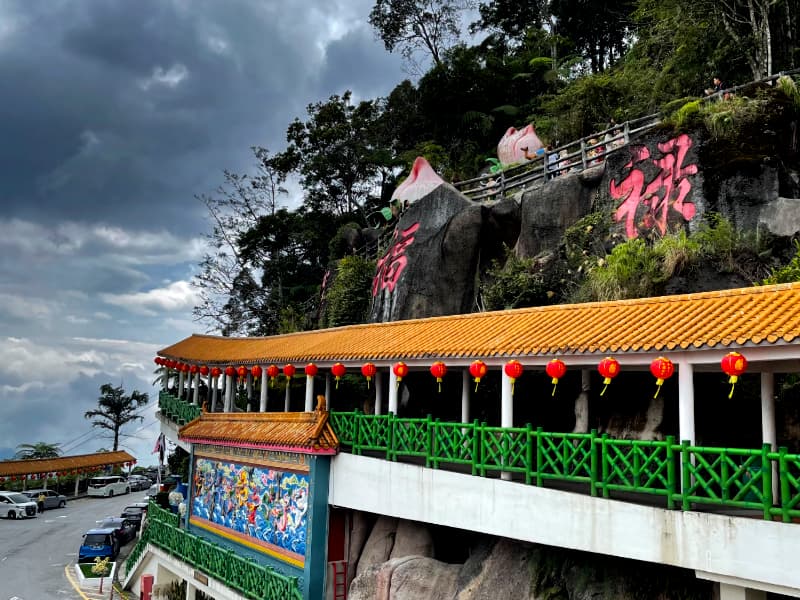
152 432 165 457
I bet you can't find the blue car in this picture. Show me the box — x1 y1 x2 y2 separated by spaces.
78 527 119 563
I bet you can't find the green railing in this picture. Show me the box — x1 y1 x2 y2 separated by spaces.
329 411 800 523
159 391 202 425
125 502 302 600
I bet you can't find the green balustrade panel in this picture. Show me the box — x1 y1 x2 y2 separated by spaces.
329 412 800 522
129 500 302 600
535 429 594 487
158 391 201 425
599 436 675 506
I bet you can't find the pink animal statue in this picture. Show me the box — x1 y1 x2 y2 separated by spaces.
497 124 544 166
391 156 446 207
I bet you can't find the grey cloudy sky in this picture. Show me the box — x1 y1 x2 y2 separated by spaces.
0 0 405 463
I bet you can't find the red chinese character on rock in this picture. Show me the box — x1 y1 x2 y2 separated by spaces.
372 222 420 296
609 134 698 239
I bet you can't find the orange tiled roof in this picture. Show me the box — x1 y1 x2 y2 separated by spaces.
0 451 135 477
179 409 339 454
158 283 800 365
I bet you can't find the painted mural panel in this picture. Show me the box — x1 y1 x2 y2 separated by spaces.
191 456 309 565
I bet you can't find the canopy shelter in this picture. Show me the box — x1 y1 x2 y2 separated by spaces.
0 450 136 482
157 282 800 475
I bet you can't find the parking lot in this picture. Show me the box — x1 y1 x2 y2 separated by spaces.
0 490 148 599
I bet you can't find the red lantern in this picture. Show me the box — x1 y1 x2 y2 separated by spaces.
305 363 318 378
200 365 209 376
190 364 198 375
251 365 263 379
504 360 524 395
182 363 190 373
211 366 221 378
597 357 621 396
393 362 409 389
360 362 377 388
283 364 296 380
430 361 447 392
650 357 674 398
545 359 567 396
266 364 279 387
237 365 247 380
331 363 346 389
721 351 747 398
154 357 161 366
469 360 488 392
225 365 236 377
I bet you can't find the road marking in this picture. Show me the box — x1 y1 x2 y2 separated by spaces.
1 556 7 562
63 565 93 600
58 515 68 518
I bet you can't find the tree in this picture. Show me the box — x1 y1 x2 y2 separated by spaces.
14 442 62 459
192 147 288 335
369 0 475 71
84 384 148 452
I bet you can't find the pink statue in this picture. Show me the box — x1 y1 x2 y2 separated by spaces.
391 156 446 206
497 124 544 166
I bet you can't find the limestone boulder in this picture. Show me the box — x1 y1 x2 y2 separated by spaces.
355 516 398 578
389 520 434 560
349 556 460 600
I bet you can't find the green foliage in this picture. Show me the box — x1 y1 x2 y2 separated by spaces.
699 94 771 141
654 229 701 277
84 384 149 452
167 446 190 482
322 256 376 328
693 213 768 275
563 212 614 270
481 247 557 310
669 100 702 129
777 75 800 111
763 240 800 285
578 238 662 301
329 223 362 261
14 442 62 459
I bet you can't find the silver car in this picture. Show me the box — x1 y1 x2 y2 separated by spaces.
23 489 67 509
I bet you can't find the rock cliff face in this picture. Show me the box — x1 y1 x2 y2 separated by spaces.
368 107 800 324
346 514 710 600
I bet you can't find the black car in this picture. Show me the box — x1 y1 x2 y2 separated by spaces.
98 516 137 545
120 503 148 531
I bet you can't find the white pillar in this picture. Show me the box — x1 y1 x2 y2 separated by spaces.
388 369 398 414
761 371 778 501
185 581 197 600
246 373 253 412
501 369 514 481
260 367 268 412
225 374 234 412
574 370 590 433
178 371 185 399
678 360 695 444
211 376 218 412
284 381 291 412
325 373 332 409
375 371 384 416
461 369 470 423
719 583 766 600
162 368 169 391
192 372 200 405
305 375 315 412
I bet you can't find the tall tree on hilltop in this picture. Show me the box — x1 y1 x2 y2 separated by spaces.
14 442 62 459
369 0 475 72
192 147 288 336
84 384 148 452
273 92 383 217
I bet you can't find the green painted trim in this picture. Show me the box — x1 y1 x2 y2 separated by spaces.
304 456 331 600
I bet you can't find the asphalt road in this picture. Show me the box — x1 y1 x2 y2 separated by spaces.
0 490 148 600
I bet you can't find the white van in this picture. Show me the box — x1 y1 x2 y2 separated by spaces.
0 491 38 518
87 475 130 497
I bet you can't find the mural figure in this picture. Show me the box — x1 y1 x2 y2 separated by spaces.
192 457 309 561
609 134 698 238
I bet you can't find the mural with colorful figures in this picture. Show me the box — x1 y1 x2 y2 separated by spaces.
191 457 309 562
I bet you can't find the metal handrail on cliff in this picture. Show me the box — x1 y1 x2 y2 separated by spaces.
454 67 800 201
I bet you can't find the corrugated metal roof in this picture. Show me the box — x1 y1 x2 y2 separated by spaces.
158 282 800 365
0 451 135 477
179 409 338 454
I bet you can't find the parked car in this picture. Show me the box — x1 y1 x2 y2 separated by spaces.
78 527 119 562
0 491 37 519
126 475 151 491
98 516 136 545
22 489 67 509
120 502 149 531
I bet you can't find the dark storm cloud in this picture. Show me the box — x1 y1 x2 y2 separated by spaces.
1 0 401 234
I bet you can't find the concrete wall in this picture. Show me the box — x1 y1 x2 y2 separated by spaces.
329 453 800 595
